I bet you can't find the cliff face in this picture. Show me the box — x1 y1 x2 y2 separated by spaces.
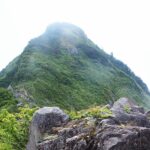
0 23 150 109
27 98 150 150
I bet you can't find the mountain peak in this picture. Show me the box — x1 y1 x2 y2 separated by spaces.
27 22 88 54
45 22 86 37
0 23 150 109
44 22 87 47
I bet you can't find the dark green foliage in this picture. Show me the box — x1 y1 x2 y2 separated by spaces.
0 22 150 110
110 56 150 94
0 88 17 111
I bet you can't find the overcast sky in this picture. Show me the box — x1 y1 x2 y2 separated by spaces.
0 0 150 89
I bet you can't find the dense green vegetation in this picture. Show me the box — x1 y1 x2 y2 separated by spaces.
0 88 37 150
0 87 17 111
0 22 150 110
0 89 36 150
0 106 36 150
67 105 112 120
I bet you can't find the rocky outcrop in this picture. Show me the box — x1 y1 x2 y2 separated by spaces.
111 97 145 114
27 98 150 150
27 107 69 150
110 97 150 127
94 125 150 150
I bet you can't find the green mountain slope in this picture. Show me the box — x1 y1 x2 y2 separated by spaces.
0 23 150 109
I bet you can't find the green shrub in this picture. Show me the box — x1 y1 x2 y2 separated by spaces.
123 104 131 113
67 105 112 120
0 105 37 150
0 87 17 111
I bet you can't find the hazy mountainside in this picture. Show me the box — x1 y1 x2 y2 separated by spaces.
0 22 150 109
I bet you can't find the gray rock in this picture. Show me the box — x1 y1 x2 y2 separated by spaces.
68 47 78 54
27 98 150 150
112 111 150 127
36 118 150 150
100 118 118 126
145 110 150 119
132 105 145 114
110 97 150 127
95 125 150 150
37 118 95 150
111 97 144 114
27 107 69 150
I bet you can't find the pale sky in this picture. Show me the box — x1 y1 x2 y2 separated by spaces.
0 0 150 89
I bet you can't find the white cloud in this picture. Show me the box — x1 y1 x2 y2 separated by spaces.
0 0 150 88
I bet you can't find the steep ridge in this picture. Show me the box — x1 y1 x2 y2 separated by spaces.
0 22 150 109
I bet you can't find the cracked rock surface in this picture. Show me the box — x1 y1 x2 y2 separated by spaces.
27 98 150 150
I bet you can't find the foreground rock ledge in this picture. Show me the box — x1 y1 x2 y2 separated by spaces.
27 98 150 150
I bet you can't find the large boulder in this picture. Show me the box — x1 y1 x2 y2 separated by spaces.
111 97 144 114
94 125 150 150
111 97 150 127
27 107 69 150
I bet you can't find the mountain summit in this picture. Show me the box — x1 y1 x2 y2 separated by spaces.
0 22 150 109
